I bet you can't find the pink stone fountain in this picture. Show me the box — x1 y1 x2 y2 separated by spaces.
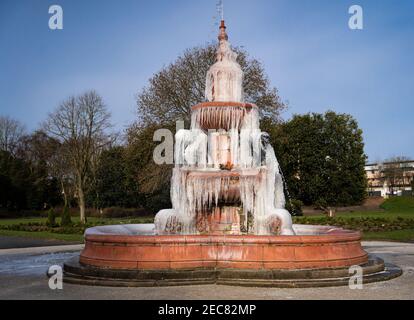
64 21 401 287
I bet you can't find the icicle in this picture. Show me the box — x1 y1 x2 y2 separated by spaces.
229 128 239 166
191 106 251 131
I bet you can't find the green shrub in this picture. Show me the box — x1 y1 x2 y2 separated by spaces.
61 206 73 227
46 208 57 227
51 226 85 235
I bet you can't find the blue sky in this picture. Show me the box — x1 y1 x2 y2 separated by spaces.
0 0 413 162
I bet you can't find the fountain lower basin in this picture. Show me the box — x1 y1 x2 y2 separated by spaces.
78 224 368 270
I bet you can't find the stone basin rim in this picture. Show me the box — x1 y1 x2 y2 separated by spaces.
79 224 368 272
191 101 257 110
83 224 362 244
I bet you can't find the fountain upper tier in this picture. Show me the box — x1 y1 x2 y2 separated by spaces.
205 21 244 104
192 21 253 131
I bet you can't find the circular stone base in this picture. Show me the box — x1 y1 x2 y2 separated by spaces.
63 255 402 288
79 224 370 271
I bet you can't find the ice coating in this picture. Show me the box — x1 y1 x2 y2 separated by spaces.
205 21 244 103
154 21 295 236
191 105 253 131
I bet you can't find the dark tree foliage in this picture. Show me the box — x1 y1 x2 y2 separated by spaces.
0 149 60 211
269 111 367 206
15 131 62 208
0 128 62 212
125 123 175 213
0 150 30 210
86 146 143 209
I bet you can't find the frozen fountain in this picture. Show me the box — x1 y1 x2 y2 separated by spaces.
154 20 294 237
63 21 401 287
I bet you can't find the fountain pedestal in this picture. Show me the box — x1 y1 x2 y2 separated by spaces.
196 207 241 235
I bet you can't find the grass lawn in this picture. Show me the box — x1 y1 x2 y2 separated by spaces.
0 216 154 226
294 197 414 242
363 229 414 242
0 216 154 243
0 229 84 242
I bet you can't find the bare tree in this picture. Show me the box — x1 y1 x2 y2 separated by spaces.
0 116 25 155
49 141 76 207
379 156 411 195
43 91 112 223
136 44 286 127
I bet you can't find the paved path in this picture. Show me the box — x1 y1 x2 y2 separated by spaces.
0 236 81 249
0 244 84 256
0 241 413 300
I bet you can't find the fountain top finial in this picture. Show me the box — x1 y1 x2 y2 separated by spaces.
218 20 228 42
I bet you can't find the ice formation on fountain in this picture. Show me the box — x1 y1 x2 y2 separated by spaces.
154 20 295 236
205 20 244 103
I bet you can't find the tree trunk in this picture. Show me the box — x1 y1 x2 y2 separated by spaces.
61 181 68 207
78 184 87 224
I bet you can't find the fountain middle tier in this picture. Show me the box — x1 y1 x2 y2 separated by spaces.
159 159 294 236
185 168 261 206
191 101 257 131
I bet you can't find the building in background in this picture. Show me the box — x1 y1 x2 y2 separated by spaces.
365 159 414 197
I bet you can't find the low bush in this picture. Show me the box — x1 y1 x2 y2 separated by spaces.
61 206 73 227
46 208 57 227
0 222 48 232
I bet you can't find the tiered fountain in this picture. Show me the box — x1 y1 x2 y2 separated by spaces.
155 20 295 238
64 21 401 287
